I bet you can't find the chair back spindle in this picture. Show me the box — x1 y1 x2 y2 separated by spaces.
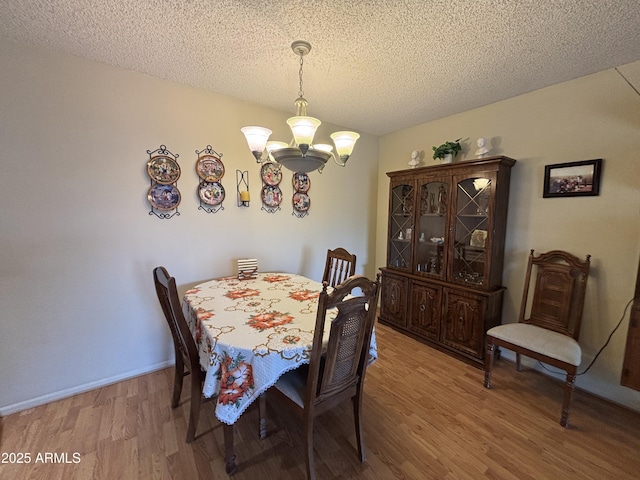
322 247 357 287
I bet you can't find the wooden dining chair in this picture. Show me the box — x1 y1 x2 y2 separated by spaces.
268 273 381 480
153 266 212 443
322 247 357 287
484 250 591 427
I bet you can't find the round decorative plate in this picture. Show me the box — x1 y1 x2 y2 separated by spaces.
196 155 225 182
148 184 181 211
261 184 282 207
261 162 282 186
293 192 310 212
292 172 310 193
199 182 225 206
147 155 181 184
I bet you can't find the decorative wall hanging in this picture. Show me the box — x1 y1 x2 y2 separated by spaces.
146 145 181 219
236 170 250 207
543 159 602 198
260 162 282 213
292 172 310 218
196 145 225 213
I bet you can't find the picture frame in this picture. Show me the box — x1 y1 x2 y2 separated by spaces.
470 229 487 248
543 159 602 198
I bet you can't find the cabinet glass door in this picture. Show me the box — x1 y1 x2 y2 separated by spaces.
388 183 414 269
451 176 492 287
415 179 448 278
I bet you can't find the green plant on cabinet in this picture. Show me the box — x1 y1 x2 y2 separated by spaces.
432 139 462 160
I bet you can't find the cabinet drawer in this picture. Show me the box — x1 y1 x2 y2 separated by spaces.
381 272 408 328
408 281 441 340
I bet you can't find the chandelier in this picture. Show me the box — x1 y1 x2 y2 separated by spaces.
241 41 360 174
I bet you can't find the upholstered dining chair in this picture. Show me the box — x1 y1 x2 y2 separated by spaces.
484 250 591 427
153 266 211 443
322 247 357 287
267 273 381 480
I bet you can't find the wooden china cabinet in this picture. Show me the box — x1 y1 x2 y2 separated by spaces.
379 156 516 367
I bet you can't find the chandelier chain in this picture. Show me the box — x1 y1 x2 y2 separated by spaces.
298 51 305 99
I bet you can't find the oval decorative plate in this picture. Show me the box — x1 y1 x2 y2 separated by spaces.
199 182 225 206
148 184 181 211
261 185 282 207
261 162 282 186
147 155 181 184
196 155 225 182
293 192 310 212
292 172 310 193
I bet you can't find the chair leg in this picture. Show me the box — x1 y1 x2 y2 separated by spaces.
258 393 267 440
172 353 185 408
484 340 495 388
223 423 237 475
353 393 366 463
560 372 576 428
303 413 316 480
185 375 202 443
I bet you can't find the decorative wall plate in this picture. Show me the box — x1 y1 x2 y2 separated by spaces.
147 155 181 184
196 154 225 182
292 172 310 193
293 192 310 212
261 162 282 186
199 182 225 206
261 184 282 207
148 184 181 211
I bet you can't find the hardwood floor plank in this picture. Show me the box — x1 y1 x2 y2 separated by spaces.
1 323 639 479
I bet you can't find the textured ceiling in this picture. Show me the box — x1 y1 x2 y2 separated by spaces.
1 0 640 136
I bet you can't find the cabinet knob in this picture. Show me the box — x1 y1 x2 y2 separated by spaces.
420 304 426 312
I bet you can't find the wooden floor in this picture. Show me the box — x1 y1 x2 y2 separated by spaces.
2 323 639 479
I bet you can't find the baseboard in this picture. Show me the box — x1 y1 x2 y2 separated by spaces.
0 360 174 417
495 350 640 415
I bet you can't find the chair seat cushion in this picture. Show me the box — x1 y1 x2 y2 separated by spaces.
487 323 581 366
274 365 309 408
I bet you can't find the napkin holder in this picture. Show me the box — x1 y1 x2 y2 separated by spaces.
237 258 258 280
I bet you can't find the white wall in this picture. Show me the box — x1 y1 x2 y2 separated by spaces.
377 62 640 411
0 40 380 415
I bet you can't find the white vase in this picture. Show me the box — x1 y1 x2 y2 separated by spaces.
442 153 453 163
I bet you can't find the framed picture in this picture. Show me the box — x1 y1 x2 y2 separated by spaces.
470 229 487 248
543 159 602 198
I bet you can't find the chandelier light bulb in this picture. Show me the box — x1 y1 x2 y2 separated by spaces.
287 116 321 151
313 144 333 153
330 131 360 162
266 141 288 153
241 126 272 161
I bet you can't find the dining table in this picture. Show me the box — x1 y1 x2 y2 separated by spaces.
181 272 378 474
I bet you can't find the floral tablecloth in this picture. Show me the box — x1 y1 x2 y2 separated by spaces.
182 272 378 425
